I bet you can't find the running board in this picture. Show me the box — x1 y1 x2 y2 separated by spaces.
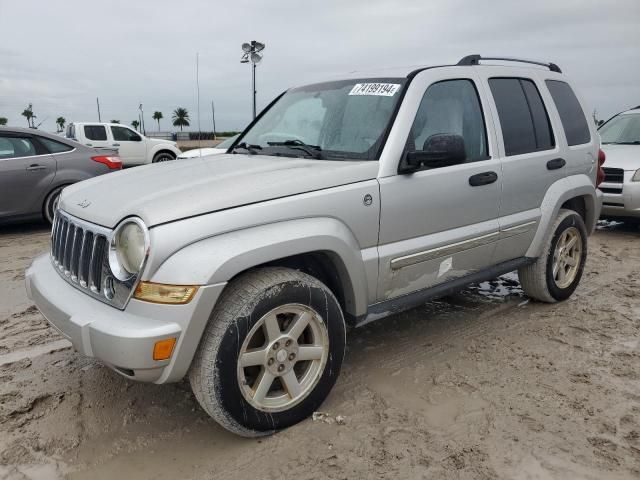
354 257 535 327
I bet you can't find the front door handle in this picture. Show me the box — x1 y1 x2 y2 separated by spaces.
547 158 566 170
26 164 47 171
469 171 498 187
112 143 120 147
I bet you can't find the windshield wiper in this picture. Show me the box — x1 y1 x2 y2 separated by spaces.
231 142 262 155
267 139 323 159
602 141 640 145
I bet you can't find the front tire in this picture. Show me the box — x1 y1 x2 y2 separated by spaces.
152 151 176 163
518 209 588 302
189 267 346 437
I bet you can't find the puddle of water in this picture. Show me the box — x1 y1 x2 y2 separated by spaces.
0 339 71 366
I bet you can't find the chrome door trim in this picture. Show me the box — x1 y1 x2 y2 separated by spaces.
390 231 499 270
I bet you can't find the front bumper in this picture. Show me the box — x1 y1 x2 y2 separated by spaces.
25 254 225 383
600 172 640 219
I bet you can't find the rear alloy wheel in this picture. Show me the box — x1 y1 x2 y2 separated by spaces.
189 267 345 437
152 152 175 163
43 186 64 225
519 209 588 302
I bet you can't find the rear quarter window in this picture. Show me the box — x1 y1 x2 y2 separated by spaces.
545 80 591 146
38 137 74 153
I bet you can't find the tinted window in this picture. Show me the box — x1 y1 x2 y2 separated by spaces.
111 126 141 142
489 78 554 156
0 135 38 159
39 137 73 153
409 79 488 162
84 125 107 141
545 80 591 146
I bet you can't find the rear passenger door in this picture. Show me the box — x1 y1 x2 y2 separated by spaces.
81 124 110 150
477 69 565 263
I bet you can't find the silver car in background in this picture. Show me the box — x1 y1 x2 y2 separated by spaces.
0 127 122 225
598 106 640 222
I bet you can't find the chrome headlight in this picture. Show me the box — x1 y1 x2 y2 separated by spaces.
109 218 149 281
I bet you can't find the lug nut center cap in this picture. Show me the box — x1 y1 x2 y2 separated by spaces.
276 349 288 363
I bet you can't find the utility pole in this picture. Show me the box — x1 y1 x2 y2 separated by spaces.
240 41 265 120
96 97 101 122
211 101 216 140
139 103 146 135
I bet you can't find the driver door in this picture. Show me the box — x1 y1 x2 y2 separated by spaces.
111 126 146 164
377 71 502 300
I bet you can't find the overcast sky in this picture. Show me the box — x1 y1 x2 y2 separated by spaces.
1 0 638 133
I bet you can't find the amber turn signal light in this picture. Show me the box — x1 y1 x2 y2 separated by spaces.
153 338 176 361
134 282 198 304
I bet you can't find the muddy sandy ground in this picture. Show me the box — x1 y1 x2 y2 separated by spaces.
0 222 639 479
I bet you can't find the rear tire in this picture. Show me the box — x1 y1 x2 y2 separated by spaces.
43 186 64 225
518 209 588 302
189 267 346 437
152 151 175 163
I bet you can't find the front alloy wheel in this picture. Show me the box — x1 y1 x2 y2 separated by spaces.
189 267 345 437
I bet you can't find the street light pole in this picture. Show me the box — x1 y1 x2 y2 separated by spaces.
241 40 265 120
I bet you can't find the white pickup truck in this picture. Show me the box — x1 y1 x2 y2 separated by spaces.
66 122 181 166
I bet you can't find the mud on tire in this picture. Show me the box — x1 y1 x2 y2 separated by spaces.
518 208 588 303
189 267 346 437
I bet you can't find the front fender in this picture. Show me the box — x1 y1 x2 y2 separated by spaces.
526 174 601 258
150 217 370 317
148 143 181 158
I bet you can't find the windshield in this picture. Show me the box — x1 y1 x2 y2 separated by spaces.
238 78 406 160
599 113 640 144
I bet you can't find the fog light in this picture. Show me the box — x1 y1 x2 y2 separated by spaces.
153 338 176 361
134 282 198 304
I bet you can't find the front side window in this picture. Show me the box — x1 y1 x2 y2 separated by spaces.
84 125 107 141
238 78 406 160
599 113 640 145
408 79 488 162
39 137 73 153
0 135 38 159
489 78 555 156
545 80 591 146
111 126 141 142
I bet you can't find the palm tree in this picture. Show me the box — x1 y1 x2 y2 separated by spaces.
131 120 140 130
21 104 35 128
172 108 190 131
110 119 120 124
56 116 66 132
0 117 7 126
152 111 163 130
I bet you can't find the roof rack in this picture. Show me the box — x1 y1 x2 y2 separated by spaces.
457 54 562 73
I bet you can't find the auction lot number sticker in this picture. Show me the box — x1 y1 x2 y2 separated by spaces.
349 83 401 96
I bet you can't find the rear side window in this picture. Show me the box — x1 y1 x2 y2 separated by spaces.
38 137 73 153
0 135 39 159
84 125 107 141
489 78 555 156
545 80 591 146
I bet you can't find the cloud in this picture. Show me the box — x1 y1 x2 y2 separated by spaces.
0 0 638 131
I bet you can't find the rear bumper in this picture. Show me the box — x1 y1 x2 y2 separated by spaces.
600 175 640 218
26 254 225 383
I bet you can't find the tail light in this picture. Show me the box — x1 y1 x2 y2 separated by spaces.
596 148 606 187
92 155 122 170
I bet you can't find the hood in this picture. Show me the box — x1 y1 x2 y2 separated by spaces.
601 144 640 171
59 154 379 228
177 148 225 159
147 137 178 148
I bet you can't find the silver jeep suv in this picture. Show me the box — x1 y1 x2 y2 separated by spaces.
26 55 603 436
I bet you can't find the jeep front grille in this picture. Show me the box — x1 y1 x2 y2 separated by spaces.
50 210 136 309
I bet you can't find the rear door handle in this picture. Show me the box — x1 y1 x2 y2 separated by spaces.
112 143 120 147
547 158 566 170
469 171 498 187
26 164 47 171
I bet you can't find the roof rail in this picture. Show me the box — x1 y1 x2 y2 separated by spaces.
457 54 562 73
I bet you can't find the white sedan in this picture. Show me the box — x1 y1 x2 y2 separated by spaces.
177 135 238 159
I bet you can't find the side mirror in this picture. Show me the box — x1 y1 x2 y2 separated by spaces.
401 134 466 173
